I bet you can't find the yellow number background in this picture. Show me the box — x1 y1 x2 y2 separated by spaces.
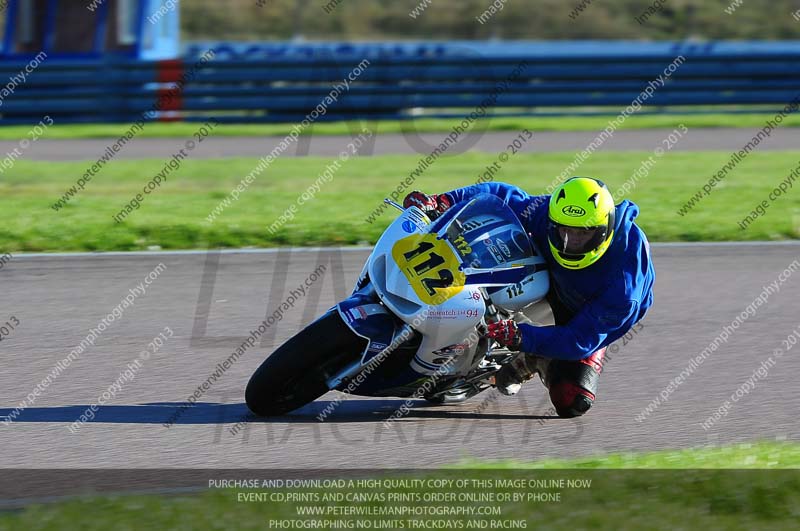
391 234 466 305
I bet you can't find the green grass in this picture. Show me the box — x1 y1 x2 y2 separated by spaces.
2 150 799 252
455 441 800 469
1 112 800 140
0 443 798 531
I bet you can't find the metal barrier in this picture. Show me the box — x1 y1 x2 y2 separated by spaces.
1 41 799 124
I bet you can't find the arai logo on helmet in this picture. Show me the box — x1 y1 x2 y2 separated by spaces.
561 205 586 217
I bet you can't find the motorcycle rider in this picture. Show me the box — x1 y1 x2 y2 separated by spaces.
403 177 655 418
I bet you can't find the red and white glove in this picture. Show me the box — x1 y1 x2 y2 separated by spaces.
487 320 522 351
403 191 452 220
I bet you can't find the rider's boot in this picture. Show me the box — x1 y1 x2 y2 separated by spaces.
493 348 605 415
493 353 536 396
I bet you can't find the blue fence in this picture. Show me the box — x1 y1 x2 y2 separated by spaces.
1 41 799 124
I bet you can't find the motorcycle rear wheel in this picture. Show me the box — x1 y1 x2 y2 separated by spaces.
245 310 366 417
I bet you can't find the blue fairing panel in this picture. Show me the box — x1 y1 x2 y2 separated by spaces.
336 293 399 365
335 293 432 396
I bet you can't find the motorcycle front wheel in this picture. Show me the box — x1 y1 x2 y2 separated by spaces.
245 310 366 417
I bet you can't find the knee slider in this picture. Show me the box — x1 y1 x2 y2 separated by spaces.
549 380 594 418
543 351 604 418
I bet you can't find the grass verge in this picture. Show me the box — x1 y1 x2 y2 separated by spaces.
1 151 799 252
454 440 800 468
1 113 799 140
0 443 797 530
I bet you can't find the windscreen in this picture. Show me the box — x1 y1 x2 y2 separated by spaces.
438 194 534 271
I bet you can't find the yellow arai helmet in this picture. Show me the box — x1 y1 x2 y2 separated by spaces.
547 177 616 270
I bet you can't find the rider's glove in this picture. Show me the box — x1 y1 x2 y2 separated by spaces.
487 320 522 351
403 191 452 220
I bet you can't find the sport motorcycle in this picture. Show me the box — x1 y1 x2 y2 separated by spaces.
246 193 550 416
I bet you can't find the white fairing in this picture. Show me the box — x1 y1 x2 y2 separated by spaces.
365 198 549 378
488 266 549 311
367 207 485 376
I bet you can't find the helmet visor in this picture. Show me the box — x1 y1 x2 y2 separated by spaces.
548 221 609 257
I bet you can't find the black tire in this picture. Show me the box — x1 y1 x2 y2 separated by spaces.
245 310 366 417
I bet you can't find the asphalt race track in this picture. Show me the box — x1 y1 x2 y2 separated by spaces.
2 243 799 472
2 125 800 496
4 127 800 160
